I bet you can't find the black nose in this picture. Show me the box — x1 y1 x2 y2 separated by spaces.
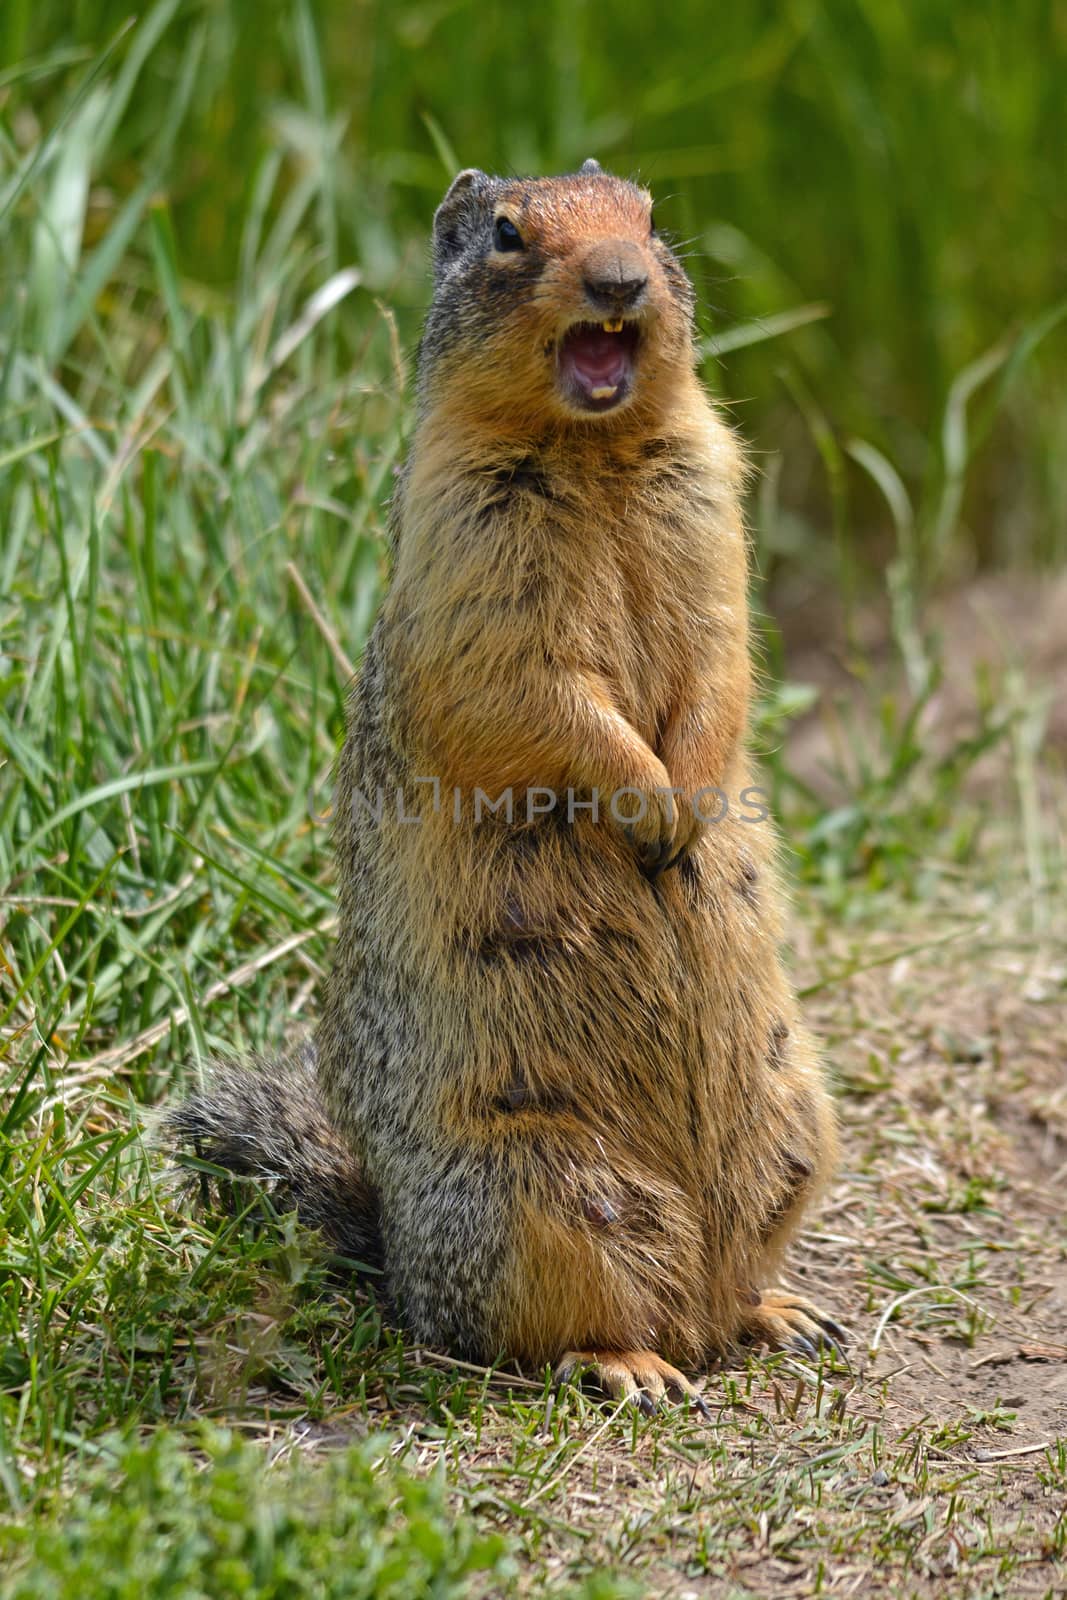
583 270 648 313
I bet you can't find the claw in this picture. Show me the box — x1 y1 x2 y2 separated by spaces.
554 1354 581 1388
815 1315 849 1348
648 841 688 880
790 1334 819 1361
622 823 663 868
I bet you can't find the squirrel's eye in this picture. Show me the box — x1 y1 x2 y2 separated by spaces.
493 216 524 252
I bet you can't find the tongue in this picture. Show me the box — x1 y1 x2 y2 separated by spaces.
565 327 629 388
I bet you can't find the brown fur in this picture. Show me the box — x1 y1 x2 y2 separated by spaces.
170 163 842 1398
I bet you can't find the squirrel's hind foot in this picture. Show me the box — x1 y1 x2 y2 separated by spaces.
740 1291 847 1363
554 1349 710 1419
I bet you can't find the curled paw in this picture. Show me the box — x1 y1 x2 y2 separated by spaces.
740 1291 848 1363
645 796 702 881
612 779 681 876
554 1348 710 1419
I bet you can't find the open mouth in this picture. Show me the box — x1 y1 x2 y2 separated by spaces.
556 319 640 412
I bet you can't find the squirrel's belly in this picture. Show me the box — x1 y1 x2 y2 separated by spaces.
334 802 798 1151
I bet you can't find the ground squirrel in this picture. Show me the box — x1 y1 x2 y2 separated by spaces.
168 160 843 1411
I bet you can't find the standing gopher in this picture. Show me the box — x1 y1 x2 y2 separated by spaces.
169 160 843 1411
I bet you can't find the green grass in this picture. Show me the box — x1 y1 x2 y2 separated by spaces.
5 0 1067 576
2 6 1066 1597
3 1426 516 1599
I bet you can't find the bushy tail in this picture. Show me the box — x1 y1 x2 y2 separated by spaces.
163 1042 382 1270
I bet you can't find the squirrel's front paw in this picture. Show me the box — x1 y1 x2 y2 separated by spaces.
622 789 704 879
615 785 678 874
650 792 703 878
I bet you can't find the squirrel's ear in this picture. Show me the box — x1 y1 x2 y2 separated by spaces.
437 168 488 209
579 158 603 175
432 168 489 270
